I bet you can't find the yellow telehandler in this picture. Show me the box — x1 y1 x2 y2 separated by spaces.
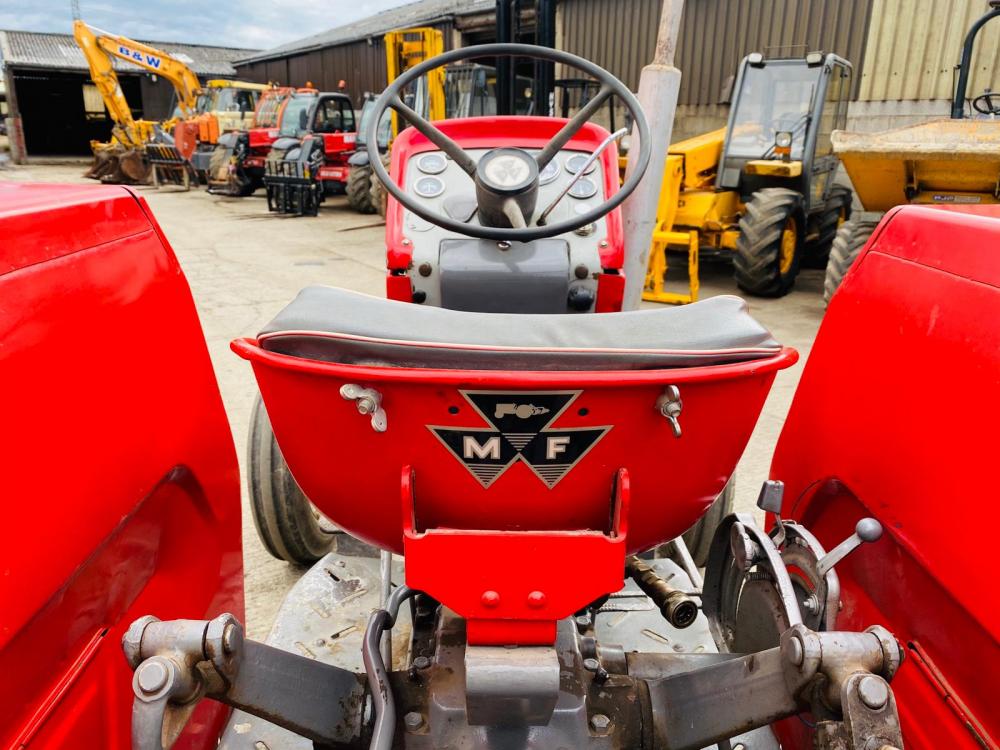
644 52 854 302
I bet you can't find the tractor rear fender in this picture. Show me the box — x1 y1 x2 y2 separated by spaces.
771 204 1000 750
0 184 242 750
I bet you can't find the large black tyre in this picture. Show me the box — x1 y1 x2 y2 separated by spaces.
823 219 878 305
346 160 376 213
370 151 390 219
248 394 335 564
804 184 853 267
681 478 735 567
734 188 805 297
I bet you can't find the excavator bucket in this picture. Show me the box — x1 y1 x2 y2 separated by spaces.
84 146 151 185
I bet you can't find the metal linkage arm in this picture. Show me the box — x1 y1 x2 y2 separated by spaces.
645 624 905 750
123 614 368 750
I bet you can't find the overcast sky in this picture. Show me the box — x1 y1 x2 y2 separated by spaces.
0 0 416 50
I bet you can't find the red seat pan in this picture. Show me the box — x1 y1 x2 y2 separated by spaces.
233 337 797 554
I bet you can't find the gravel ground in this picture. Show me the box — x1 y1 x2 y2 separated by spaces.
1 163 825 639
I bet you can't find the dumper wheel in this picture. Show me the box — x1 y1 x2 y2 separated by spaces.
805 185 853 267
734 188 804 297
347 161 376 213
823 219 879 305
681 478 735 567
248 393 336 565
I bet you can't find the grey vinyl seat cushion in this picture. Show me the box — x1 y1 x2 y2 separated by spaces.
258 286 782 371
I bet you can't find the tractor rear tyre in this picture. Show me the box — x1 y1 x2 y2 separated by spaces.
805 185 853 267
734 188 804 297
347 160 376 213
248 393 336 565
823 219 878 305
681 478 735 567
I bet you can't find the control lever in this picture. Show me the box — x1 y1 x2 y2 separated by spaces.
756 479 787 547
817 518 884 577
536 127 628 226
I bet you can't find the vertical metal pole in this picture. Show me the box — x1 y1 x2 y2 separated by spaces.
379 550 393 668
621 0 685 310
535 0 556 116
496 0 514 115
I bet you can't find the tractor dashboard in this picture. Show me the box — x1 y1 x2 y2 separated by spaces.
384 116 627 314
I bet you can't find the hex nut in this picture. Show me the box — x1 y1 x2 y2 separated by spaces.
403 711 424 732
122 615 159 669
412 656 432 670
590 713 611 733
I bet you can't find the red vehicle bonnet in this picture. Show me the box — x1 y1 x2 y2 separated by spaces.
0 183 242 750
771 204 1000 750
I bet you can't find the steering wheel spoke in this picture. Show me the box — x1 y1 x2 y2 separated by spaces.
535 84 614 170
389 95 478 176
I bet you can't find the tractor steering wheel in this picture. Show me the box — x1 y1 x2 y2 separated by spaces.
972 91 1000 115
366 43 651 242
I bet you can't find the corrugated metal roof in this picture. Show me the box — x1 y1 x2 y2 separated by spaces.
0 29 257 77
236 0 493 64
858 0 1000 101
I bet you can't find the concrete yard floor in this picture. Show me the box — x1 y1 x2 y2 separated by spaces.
3 164 826 639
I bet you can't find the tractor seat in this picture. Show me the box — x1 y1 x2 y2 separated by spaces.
258 286 782 371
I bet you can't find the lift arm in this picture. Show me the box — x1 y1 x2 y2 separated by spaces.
74 20 202 119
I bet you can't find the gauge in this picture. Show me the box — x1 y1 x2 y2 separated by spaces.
565 153 596 175
416 152 447 175
414 176 445 198
538 157 560 185
568 177 598 200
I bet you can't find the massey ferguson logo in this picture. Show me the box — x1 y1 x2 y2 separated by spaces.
429 390 610 489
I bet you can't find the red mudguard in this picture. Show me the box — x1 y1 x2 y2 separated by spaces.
771 205 1000 750
0 184 243 750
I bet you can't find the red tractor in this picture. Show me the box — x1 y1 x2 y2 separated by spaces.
262 90 358 216
206 86 295 197
1 44 997 750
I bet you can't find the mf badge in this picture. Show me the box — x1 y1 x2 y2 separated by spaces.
429 390 610 488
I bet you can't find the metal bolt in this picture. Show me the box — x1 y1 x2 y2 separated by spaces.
223 622 238 655
857 675 889 710
583 657 600 672
412 656 431 670
418 262 432 277
481 590 501 608
136 660 169 695
574 264 589 279
402 238 411 246
526 591 546 609
575 614 591 628
403 711 424 732
590 713 611 733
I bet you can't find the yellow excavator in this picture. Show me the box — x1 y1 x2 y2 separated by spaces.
73 20 266 185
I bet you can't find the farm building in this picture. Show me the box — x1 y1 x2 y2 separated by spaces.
0 29 256 160
235 0 1000 137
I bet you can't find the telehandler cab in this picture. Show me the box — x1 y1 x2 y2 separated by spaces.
644 52 853 302
261 89 357 216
